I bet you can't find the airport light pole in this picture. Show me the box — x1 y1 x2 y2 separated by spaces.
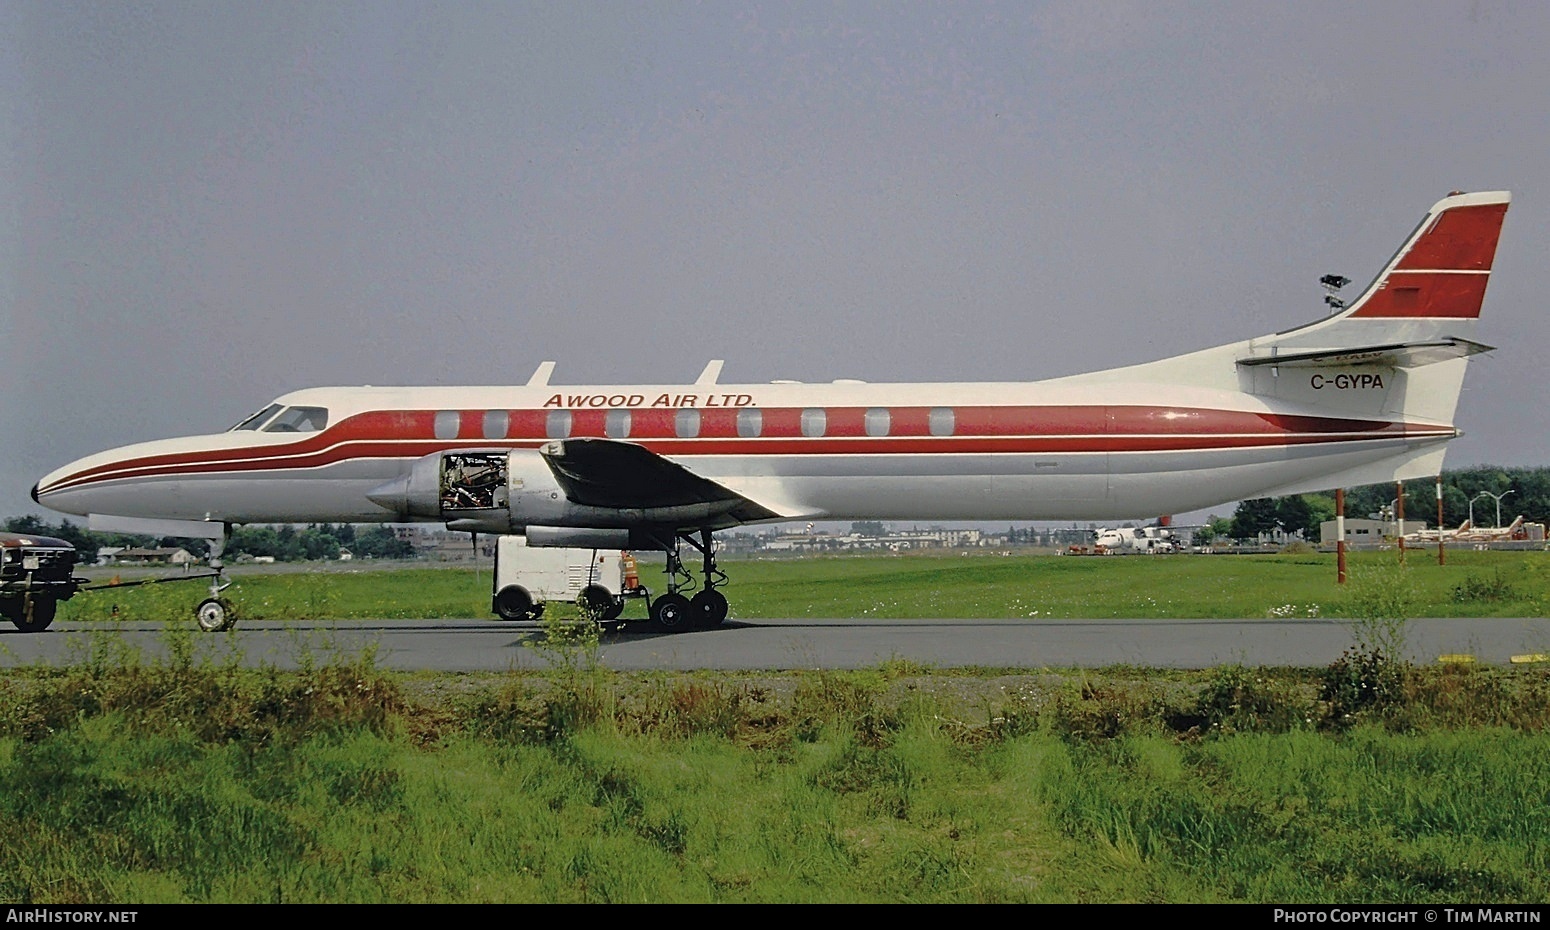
1476 489 1514 528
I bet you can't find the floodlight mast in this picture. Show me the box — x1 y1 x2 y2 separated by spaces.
1473 490 1514 528
1320 273 1351 313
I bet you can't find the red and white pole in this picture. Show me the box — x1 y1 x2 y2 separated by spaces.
1336 487 1347 585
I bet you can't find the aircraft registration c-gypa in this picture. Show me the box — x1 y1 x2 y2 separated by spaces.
33 190 1512 632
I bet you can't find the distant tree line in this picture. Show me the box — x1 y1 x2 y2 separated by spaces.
1201 465 1550 544
224 524 415 561
2 517 416 562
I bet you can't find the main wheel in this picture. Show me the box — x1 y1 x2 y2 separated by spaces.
494 586 534 622
690 589 728 628
14 597 57 633
651 592 693 631
195 597 236 633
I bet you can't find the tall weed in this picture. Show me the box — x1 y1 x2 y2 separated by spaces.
1323 563 1416 727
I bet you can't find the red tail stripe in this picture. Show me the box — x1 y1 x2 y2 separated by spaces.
1394 202 1507 271
1350 271 1490 320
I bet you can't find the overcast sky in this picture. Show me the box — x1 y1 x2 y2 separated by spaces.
4 1 1547 526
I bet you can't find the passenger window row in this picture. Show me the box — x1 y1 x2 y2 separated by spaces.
430 407 961 440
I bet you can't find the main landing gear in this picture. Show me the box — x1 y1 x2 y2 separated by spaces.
648 528 729 632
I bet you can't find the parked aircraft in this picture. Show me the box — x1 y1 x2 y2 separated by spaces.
1406 515 1528 544
1092 526 1177 553
1401 518 1473 543
33 190 1511 632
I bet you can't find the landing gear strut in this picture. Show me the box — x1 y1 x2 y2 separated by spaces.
195 527 237 632
648 528 729 631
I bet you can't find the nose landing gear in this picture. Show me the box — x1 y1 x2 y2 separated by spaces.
194 529 237 632
647 528 729 631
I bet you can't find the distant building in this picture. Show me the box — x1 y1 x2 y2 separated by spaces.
1318 518 1425 548
113 547 198 566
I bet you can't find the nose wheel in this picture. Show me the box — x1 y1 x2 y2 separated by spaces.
196 596 237 632
648 528 730 631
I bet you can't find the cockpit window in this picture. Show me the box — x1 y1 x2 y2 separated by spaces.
261 406 329 433
230 403 284 431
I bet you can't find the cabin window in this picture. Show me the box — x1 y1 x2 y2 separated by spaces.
929 407 955 437
801 408 827 438
264 406 330 433
433 411 460 440
676 408 701 438
605 409 632 438
864 408 890 437
230 403 284 431
737 408 762 438
546 410 572 439
482 411 509 440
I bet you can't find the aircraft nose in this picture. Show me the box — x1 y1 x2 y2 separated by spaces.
31 466 90 516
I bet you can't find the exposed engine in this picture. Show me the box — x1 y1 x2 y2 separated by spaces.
365 449 673 549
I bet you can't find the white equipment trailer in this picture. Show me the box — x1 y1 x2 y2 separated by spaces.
491 535 645 622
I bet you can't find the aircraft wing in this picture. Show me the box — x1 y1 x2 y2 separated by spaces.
539 438 804 524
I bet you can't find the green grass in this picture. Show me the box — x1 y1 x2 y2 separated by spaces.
12 552 1549 902
725 549 1550 620
61 548 1550 623
3 645 1550 903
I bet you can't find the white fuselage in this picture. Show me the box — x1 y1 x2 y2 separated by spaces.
33 359 1456 530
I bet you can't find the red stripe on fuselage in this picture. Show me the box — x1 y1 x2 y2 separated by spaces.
41 405 1451 494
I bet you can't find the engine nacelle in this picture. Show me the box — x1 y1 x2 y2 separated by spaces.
367 449 576 533
367 447 722 539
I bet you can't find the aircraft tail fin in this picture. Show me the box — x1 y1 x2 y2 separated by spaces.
1232 191 1511 429
1252 190 1511 350
1339 190 1509 321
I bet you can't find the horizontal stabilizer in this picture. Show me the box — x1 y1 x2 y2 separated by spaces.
1236 338 1493 370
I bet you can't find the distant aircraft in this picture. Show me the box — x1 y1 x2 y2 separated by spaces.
1092 526 1177 553
1406 515 1528 544
33 190 1512 632
1401 518 1473 543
